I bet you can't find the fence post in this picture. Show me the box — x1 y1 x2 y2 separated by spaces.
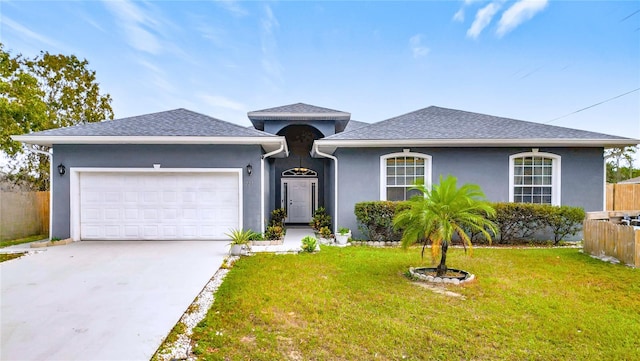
635 229 640 268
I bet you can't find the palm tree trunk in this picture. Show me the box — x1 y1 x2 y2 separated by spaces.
436 241 448 277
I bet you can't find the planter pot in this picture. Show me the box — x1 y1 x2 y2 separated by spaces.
229 244 243 256
335 232 351 245
318 237 333 245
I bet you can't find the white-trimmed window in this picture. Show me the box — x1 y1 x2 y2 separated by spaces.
509 152 561 205
380 152 432 201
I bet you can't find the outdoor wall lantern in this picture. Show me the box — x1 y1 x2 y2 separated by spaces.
246 163 253 176
57 163 66 176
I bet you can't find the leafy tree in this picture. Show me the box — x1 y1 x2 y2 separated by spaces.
0 44 113 190
605 146 638 183
393 175 498 277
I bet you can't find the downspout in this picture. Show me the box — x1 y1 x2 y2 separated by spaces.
261 143 286 234
602 155 607 211
603 150 615 211
24 144 53 240
313 143 338 234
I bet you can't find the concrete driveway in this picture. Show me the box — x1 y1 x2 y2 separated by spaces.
1 241 227 361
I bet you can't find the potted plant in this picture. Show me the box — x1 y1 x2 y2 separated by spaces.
226 228 253 256
336 227 351 245
317 226 333 244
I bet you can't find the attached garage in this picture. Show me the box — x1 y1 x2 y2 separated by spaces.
70 168 242 241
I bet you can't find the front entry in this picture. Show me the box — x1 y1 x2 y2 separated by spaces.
281 178 318 223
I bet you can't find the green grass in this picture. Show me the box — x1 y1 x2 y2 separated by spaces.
0 234 47 248
191 247 640 361
0 253 25 262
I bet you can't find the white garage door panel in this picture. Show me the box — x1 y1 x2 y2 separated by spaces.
80 172 240 240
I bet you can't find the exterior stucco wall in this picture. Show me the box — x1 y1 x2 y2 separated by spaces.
323 158 336 227
51 144 264 239
334 147 604 239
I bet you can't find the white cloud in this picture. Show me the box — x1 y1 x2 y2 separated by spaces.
198 94 245 111
467 2 502 39
102 0 166 55
135 58 174 93
197 24 225 46
409 34 430 58
497 0 549 37
1 15 68 51
260 5 283 85
215 0 248 17
453 8 465 22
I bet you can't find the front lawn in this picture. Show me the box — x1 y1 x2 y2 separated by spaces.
192 247 640 360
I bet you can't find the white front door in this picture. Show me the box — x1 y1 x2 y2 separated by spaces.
281 178 318 223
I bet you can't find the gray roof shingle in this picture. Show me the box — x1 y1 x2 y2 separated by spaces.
325 106 629 141
342 119 369 133
248 102 352 130
249 103 349 115
25 108 275 137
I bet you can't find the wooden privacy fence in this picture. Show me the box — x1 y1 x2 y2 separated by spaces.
583 219 640 267
606 183 640 211
0 191 49 241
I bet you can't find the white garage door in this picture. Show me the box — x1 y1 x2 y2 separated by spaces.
79 171 240 240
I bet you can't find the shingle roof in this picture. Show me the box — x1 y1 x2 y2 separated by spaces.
247 102 351 129
619 176 640 184
342 119 369 133
24 108 274 137
324 106 629 141
249 103 349 115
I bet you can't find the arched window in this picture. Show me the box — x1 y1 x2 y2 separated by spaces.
509 152 561 205
380 152 432 201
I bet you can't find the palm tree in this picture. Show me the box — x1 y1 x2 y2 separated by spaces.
393 175 498 277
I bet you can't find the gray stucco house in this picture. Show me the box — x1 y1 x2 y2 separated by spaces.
13 103 638 241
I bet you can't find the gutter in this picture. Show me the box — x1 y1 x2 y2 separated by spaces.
313 138 640 151
23 145 53 240
260 143 288 234
313 143 338 234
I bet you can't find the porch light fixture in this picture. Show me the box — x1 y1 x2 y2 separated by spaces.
57 163 66 176
246 163 253 176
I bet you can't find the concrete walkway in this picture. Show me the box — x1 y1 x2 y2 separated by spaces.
250 226 315 253
1 240 227 361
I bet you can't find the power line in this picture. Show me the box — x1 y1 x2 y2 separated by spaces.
544 88 640 124
620 9 640 22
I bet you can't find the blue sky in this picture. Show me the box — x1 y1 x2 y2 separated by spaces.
1 0 639 141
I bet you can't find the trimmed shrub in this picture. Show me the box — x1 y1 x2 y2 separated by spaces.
542 205 586 245
355 200 584 244
354 201 410 241
491 203 546 243
270 208 286 228
310 207 331 232
487 203 585 244
265 225 284 240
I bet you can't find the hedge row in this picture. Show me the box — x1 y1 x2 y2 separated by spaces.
354 201 410 242
354 201 585 245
